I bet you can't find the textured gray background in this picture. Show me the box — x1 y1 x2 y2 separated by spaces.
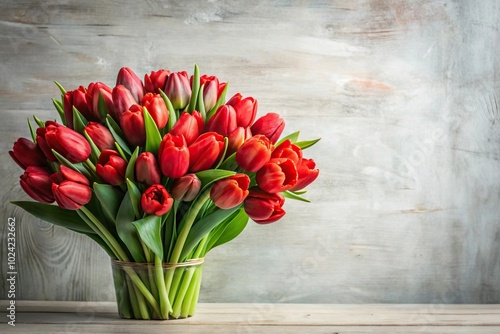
0 0 499 303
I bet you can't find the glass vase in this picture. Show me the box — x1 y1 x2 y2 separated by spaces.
111 258 204 320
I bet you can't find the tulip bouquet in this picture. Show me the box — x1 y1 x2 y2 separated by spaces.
9 65 319 320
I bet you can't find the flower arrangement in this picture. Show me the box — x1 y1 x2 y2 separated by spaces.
9 65 320 320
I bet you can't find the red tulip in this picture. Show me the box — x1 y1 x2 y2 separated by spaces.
171 173 201 202
289 158 319 191
10 138 46 169
251 112 285 144
63 85 93 127
144 69 170 94
19 166 54 203
271 139 302 164
164 71 191 110
169 111 204 145
120 104 145 147
141 184 173 216
227 126 252 155
207 105 237 137
158 134 190 178
112 85 136 122
141 93 169 129
84 122 115 151
256 158 298 193
51 165 92 210
226 93 257 128
96 150 127 186
116 67 144 103
188 132 225 172
235 134 273 172
44 122 91 163
199 75 226 111
210 174 250 209
244 187 285 224
135 152 161 186
90 82 114 120
36 121 60 161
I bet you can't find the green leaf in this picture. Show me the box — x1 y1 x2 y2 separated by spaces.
276 131 300 146
27 118 36 142
97 92 109 120
158 89 177 132
132 215 163 260
143 107 162 155
219 152 238 171
12 201 95 235
106 116 132 156
84 130 101 163
116 193 146 263
114 143 129 162
295 138 321 150
33 115 45 128
187 64 200 113
163 202 178 260
282 190 311 203
54 81 67 95
207 83 228 120
52 149 92 179
126 179 142 219
93 183 124 223
72 106 88 133
197 83 206 122
52 98 65 125
207 208 248 252
126 147 140 182
180 206 240 260
214 137 229 169
195 169 236 193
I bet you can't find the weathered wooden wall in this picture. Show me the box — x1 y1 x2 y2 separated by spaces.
0 0 499 303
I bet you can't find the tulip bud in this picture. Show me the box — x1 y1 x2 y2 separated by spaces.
188 132 225 172
244 187 285 224
141 93 169 129
120 104 146 147
10 138 46 169
135 152 161 186
36 121 60 161
164 71 191 110
289 158 319 191
271 139 302 165
44 122 91 163
169 111 204 145
90 82 115 120
84 122 115 151
141 184 173 216
19 166 54 203
199 75 225 111
158 134 190 178
112 85 137 122
256 158 298 193
63 86 93 127
116 67 144 102
228 126 253 156
51 165 92 210
171 173 201 202
96 150 127 186
144 69 170 94
207 105 237 137
226 93 258 128
235 134 273 172
210 174 250 209
251 112 285 144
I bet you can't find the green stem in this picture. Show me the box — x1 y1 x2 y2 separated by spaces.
126 275 141 319
182 264 203 318
77 210 121 259
80 206 130 261
132 281 150 319
123 267 161 317
164 189 211 294
155 255 172 319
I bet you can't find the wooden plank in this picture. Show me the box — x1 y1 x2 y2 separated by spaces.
0 0 499 305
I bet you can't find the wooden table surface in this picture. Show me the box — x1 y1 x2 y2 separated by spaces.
1 301 499 333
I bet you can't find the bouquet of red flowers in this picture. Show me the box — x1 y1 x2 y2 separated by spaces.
9 65 319 320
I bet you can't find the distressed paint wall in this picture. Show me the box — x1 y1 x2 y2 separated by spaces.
0 0 499 303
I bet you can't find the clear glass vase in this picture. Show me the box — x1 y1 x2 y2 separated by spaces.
111 258 204 320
